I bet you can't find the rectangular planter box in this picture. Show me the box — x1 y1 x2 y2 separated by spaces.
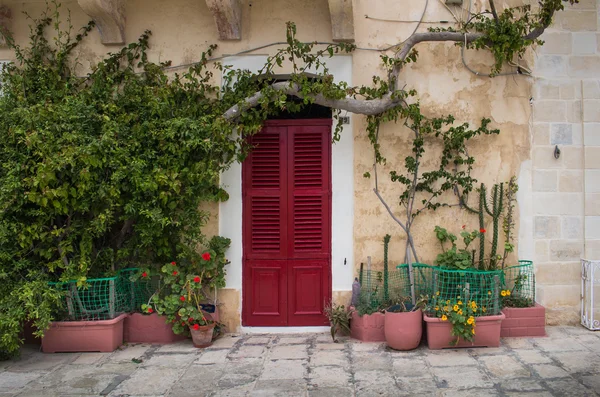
124 313 187 344
42 313 128 353
501 303 546 337
350 311 385 342
424 313 505 349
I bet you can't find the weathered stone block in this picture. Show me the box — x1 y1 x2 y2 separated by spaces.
551 123 573 145
559 170 583 192
533 100 567 122
585 193 600 215
533 193 583 215
583 80 600 99
585 147 600 168
557 10 598 31
584 99 600 121
535 55 568 77
533 170 558 192
585 169 600 192
572 33 597 55
539 32 572 55
569 57 600 78
550 241 584 261
584 123 600 145
535 240 549 262
535 80 560 99
559 81 581 100
561 216 583 239
534 216 560 238
585 216 600 239
566 100 582 123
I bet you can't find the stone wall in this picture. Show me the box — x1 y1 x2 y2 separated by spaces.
529 0 599 324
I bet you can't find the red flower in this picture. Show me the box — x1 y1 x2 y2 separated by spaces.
181 321 185 326
202 252 211 261
171 261 176 266
141 271 148 278
480 228 486 233
188 317 194 323
147 307 153 314
172 270 178 276
193 276 201 283
461 225 466 230
193 324 200 330
180 296 186 302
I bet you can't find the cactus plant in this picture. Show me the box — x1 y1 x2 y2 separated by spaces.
383 234 391 303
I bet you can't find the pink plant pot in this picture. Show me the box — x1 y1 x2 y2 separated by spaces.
424 313 505 350
501 303 546 337
190 323 216 348
384 309 423 351
124 313 188 344
42 313 128 353
350 309 386 342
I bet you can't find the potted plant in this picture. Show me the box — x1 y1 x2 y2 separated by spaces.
324 301 353 342
424 295 505 349
384 296 426 351
500 261 545 337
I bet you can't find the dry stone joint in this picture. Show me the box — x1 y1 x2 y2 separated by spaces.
205 0 242 41
77 0 125 45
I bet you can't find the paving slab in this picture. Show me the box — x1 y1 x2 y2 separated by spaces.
107 366 183 396
195 348 230 364
309 365 351 387
478 355 531 378
229 345 266 359
259 359 307 380
269 344 308 360
514 349 553 364
425 350 479 367
310 350 348 367
545 378 598 396
531 363 571 378
430 365 494 389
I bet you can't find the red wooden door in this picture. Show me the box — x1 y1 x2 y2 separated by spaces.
243 119 331 326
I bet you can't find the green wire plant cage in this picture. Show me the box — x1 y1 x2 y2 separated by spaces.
49 268 160 321
430 267 504 316
502 260 535 307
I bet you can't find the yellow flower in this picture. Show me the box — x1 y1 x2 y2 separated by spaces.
467 316 474 325
472 328 476 335
457 300 463 305
444 306 450 312
473 307 477 312
458 309 463 315
453 305 459 312
506 290 511 296
436 291 440 296
501 290 507 297
446 300 450 304
441 314 448 321
482 307 487 313
470 301 477 309
488 291 492 295
435 306 440 311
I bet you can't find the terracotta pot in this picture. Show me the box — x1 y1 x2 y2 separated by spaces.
124 313 188 344
42 313 128 353
424 313 505 350
384 309 423 351
190 323 216 348
501 303 546 337
350 308 386 342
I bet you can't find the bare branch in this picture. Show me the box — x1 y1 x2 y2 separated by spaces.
223 81 402 120
489 0 500 23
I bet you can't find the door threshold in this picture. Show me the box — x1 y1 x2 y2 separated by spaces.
240 326 330 334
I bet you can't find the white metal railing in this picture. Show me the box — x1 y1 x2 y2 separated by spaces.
581 259 600 330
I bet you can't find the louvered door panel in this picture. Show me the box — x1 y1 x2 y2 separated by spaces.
243 126 287 260
288 125 331 259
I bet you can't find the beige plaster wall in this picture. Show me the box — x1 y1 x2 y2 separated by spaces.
2 0 586 327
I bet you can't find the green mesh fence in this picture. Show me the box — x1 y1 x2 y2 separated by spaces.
119 268 160 312
357 268 406 311
49 274 132 321
396 263 434 298
502 260 535 308
430 267 503 317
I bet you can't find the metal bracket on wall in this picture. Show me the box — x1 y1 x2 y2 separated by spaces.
445 0 463 5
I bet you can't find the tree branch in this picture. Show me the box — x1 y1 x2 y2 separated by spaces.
223 81 402 120
489 0 500 23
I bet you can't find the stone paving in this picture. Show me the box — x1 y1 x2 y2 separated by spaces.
1 326 600 396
